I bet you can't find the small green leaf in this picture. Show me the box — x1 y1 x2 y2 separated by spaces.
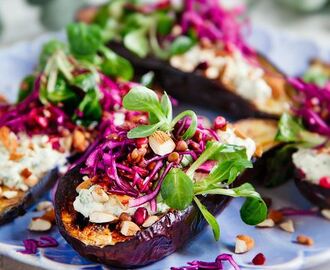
67 23 103 57
194 196 220 240
124 29 150 58
240 198 268 225
156 13 174 35
127 122 163 139
161 168 194 210
140 71 155 87
169 36 196 56
76 89 102 125
160 92 172 122
17 75 35 103
171 110 197 140
73 73 98 92
46 78 77 103
39 39 66 69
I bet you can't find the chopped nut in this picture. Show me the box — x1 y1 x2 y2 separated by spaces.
205 66 220 79
29 218 52 232
91 186 109 203
279 219 295 233
23 175 38 187
149 131 176 156
235 234 255 254
9 152 24 161
168 152 180 163
73 129 88 152
76 178 93 192
20 168 32 179
119 212 132 222
89 212 118 224
2 190 18 199
321 209 330 220
175 140 188 152
256 218 275 228
36 201 53 212
268 209 284 224
41 209 56 223
142 215 159 228
296 235 313 246
120 221 141 236
0 187 2 196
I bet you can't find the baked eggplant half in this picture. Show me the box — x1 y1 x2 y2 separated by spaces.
78 0 293 118
56 86 267 268
0 24 144 224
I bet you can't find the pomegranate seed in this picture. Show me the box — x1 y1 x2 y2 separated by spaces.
213 116 227 130
133 207 148 226
135 138 148 148
252 253 266 265
319 176 330 189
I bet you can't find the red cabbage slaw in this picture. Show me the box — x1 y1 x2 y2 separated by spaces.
181 0 253 55
288 78 330 137
80 116 220 212
19 236 58 254
171 253 240 270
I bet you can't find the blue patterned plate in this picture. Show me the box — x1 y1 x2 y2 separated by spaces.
0 27 329 270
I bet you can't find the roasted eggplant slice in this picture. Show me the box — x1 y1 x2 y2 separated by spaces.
0 169 58 225
293 147 330 208
56 164 231 268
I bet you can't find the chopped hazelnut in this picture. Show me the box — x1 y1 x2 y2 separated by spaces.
91 186 109 203
119 212 132 222
2 190 18 199
256 218 275 228
168 152 180 163
235 234 255 254
175 140 188 152
268 209 284 224
296 235 313 246
73 129 88 152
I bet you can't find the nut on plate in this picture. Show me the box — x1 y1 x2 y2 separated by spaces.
29 218 52 232
279 219 295 233
256 218 275 228
296 235 314 246
235 234 255 254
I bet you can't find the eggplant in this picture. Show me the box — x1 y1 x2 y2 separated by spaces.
55 163 232 268
107 41 293 119
0 168 58 225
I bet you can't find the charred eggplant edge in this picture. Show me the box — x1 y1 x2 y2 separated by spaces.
55 163 234 268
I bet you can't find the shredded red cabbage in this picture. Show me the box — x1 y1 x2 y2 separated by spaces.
171 253 240 270
278 207 318 217
289 78 330 136
19 236 58 255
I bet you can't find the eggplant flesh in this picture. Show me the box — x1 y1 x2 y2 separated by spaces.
55 164 232 268
108 42 291 119
0 168 58 225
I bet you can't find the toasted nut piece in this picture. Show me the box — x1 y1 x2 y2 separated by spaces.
142 215 159 228
2 190 18 199
23 176 38 187
41 209 56 224
268 209 284 224
235 235 255 254
279 219 295 233
175 140 188 152
29 218 52 232
36 201 53 212
20 168 32 179
76 179 93 192
9 152 24 161
149 131 176 156
296 235 313 246
89 212 118 224
119 212 132 222
0 187 2 196
73 129 88 152
321 209 330 220
256 218 275 228
91 186 109 203
120 221 141 236
168 152 180 163
205 66 220 79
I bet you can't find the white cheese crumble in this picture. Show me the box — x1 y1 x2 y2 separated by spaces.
292 148 330 184
217 127 256 159
170 45 272 104
73 185 169 220
0 133 68 191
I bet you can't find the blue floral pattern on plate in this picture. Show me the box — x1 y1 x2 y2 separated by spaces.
0 27 329 270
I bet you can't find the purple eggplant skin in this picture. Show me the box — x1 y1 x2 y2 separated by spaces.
294 173 330 209
0 168 59 225
108 41 286 120
55 163 235 268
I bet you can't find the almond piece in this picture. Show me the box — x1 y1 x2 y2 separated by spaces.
205 66 220 79
120 221 141 236
41 209 56 224
149 131 176 156
89 212 118 224
76 179 93 192
29 218 52 232
256 218 275 228
296 235 313 246
321 209 330 220
36 201 53 212
2 190 18 199
142 215 159 228
91 186 109 203
73 129 88 152
235 234 255 254
279 219 295 233
268 209 284 224
23 176 38 187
